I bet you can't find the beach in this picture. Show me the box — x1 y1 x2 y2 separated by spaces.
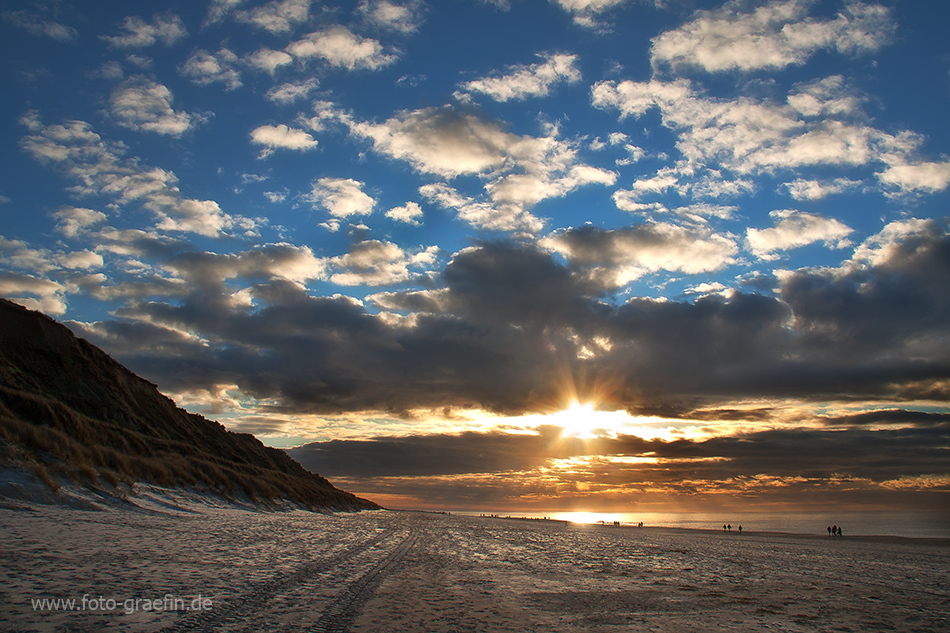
2 493 948 632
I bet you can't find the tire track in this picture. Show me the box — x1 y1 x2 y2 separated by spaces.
312 529 418 633
161 528 398 632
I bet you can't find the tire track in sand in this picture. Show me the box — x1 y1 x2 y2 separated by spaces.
312 528 418 633
161 527 402 632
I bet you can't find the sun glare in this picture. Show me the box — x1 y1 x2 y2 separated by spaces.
554 401 601 438
551 401 689 441
494 401 709 443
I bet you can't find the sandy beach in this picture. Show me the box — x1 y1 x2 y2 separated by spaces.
2 493 948 632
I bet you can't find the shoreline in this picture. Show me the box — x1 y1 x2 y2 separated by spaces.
455 511 950 546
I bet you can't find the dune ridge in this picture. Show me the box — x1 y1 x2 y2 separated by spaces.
0 298 377 511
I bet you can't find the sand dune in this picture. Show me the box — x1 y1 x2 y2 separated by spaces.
2 496 948 632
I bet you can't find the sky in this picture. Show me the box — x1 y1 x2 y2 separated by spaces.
2 0 949 513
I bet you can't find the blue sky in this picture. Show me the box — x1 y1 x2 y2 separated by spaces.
2 0 949 511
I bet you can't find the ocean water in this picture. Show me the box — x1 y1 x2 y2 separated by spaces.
457 510 950 539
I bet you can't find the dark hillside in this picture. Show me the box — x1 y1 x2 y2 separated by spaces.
0 298 378 510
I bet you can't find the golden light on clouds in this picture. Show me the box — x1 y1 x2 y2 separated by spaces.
542 400 711 442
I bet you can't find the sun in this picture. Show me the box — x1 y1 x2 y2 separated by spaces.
543 400 696 442
553 401 604 438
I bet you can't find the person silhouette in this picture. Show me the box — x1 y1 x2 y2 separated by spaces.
827 526 832 537
738 525 742 534
832 524 837 537
837 526 842 537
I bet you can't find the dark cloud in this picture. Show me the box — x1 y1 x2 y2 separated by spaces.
289 425 950 510
666 427 950 481
289 427 569 477
70 227 950 416
442 241 600 328
686 408 776 422
291 426 950 482
819 409 950 427
780 226 950 361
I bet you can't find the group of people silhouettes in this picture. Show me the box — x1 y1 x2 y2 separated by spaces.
827 525 843 537
723 524 742 533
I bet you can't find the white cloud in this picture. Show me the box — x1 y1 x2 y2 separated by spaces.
0 272 66 314
877 159 950 194
785 177 862 200
353 106 613 193
19 114 237 238
460 53 581 102
358 0 426 34
0 236 57 273
592 77 934 193
787 75 863 118
0 235 101 275
479 0 512 9
250 124 318 156
676 203 737 221
18 112 107 163
308 178 376 218
53 207 107 238
205 0 244 25
611 168 683 208
349 106 614 228
236 0 311 34
287 26 397 70
542 222 739 287
746 209 853 260
685 281 728 296
554 0 628 10
264 189 289 204
691 173 756 199
90 61 124 80
180 49 242 90
247 48 294 74
552 0 630 26
125 54 153 70
419 183 544 234
622 202 738 226
591 78 693 119
850 218 940 268
350 107 513 178
2 9 78 42
60 250 104 270
612 194 668 215
110 76 194 136
168 244 329 285
329 240 437 286
296 102 341 133
651 0 894 73
266 78 320 104
102 12 187 48
386 201 423 224
487 164 616 207
615 144 646 166
155 199 234 237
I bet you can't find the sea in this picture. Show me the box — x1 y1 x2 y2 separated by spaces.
454 510 950 539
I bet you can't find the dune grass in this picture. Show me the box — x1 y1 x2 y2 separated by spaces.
0 298 378 511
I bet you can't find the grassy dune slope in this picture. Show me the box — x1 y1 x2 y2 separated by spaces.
0 298 378 511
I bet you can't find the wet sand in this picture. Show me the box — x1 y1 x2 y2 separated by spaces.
2 493 948 632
